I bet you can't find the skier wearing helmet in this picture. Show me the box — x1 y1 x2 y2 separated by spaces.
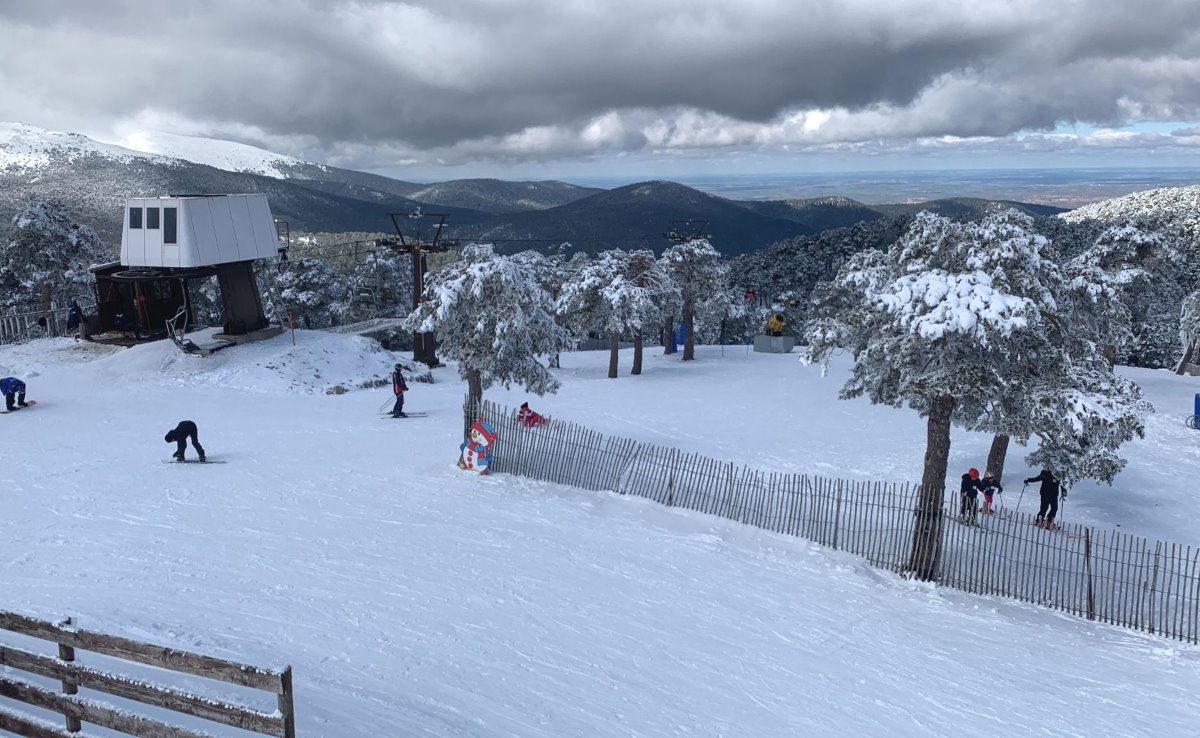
390 363 409 418
959 467 982 523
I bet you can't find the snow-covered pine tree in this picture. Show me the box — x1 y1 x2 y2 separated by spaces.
557 250 626 378
405 243 573 410
1071 220 1184 368
805 210 1149 579
274 256 348 329
1177 290 1200 373
512 246 586 369
662 238 724 361
0 200 108 310
621 249 679 375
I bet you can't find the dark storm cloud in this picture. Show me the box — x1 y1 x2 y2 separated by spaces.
3 0 1200 166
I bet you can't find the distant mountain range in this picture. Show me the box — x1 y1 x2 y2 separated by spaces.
0 122 1066 256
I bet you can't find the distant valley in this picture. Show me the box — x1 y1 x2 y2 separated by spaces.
7 123 1183 257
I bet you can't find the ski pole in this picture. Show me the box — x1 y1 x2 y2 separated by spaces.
1016 483 1027 513
378 395 394 413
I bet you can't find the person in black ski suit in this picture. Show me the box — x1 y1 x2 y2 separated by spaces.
390 364 408 418
66 300 87 341
165 420 205 462
959 467 982 523
1024 468 1060 528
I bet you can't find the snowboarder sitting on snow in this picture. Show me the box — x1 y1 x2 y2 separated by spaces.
980 471 1002 515
1024 468 1061 529
959 467 982 523
517 401 548 427
390 364 408 418
1 376 30 411
165 420 206 462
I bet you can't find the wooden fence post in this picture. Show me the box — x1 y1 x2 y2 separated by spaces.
56 616 81 733
1084 528 1095 621
278 665 296 738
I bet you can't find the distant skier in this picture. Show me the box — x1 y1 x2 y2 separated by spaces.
66 300 87 341
165 420 206 462
390 364 408 418
1024 469 1061 528
959 467 981 523
517 401 548 427
980 471 1002 515
1 376 30 412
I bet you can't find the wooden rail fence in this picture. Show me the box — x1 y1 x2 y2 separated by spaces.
0 611 295 738
471 398 1200 644
0 299 96 346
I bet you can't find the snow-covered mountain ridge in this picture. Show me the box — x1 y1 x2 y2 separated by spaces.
1059 184 1200 225
110 129 326 179
0 122 326 180
0 121 179 170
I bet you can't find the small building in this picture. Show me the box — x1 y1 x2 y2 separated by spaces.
94 194 284 350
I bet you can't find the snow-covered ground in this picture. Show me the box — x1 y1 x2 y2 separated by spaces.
2 333 1199 737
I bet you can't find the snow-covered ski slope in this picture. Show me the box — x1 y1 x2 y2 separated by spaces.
2 333 1199 737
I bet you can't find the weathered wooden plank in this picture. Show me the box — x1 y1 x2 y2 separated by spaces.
0 705 75 738
0 644 285 736
0 611 280 691
0 676 214 738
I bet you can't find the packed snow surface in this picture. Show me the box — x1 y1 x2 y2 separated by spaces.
2 334 1199 737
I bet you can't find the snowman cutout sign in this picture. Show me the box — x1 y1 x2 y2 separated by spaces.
458 419 497 474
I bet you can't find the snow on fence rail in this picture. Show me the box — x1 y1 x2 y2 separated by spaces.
0 611 295 738
472 398 1200 644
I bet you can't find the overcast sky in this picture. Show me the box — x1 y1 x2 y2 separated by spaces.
3 0 1200 180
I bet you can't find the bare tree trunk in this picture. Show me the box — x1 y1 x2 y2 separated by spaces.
1175 339 1197 375
608 331 619 378
682 299 696 361
632 331 643 375
463 367 484 440
1101 343 1117 369
38 282 52 312
663 316 675 355
908 393 955 580
985 433 1010 482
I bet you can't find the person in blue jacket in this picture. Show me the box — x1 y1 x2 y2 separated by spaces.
1 376 29 411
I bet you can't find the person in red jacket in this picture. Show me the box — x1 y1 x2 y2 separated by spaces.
390 364 409 418
517 401 547 427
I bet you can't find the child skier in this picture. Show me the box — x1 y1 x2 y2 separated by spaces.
980 471 1002 515
390 364 408 418
517 401 548 427
0 376 30 412
164 420 206 462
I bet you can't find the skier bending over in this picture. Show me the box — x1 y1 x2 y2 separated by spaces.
390 364 408 418
1024 469 1060 528
1 376 30 411
165 420 206 462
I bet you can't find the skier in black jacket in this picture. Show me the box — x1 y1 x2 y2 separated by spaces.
165 420 206 462
1024 469 1060 528
390 364 408 418
959 468 982 523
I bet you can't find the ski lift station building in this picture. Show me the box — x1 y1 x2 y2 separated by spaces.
102 194 284 346
120 193 280 268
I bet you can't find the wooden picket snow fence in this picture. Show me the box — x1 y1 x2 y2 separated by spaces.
473 398 1200 644
0 611 295 738
0 298 96 346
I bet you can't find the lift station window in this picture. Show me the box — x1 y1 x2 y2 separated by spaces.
129 207 142 229
163 207 177 244
146 207 160 229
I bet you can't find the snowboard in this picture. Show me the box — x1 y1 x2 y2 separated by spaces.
163 458 227 464
1 400 38 414
381 412 428 419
